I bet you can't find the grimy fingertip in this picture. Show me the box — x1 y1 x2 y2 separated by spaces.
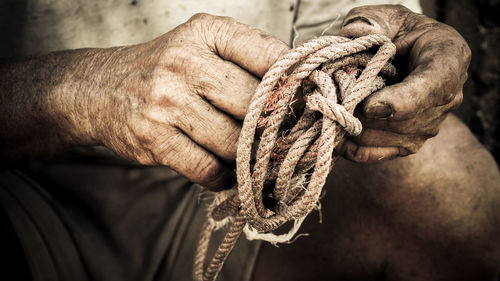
363 101 393 119
339 5 411 40
340 15 387 38
342 140 401 163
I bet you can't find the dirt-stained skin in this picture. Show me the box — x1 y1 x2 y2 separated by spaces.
337 5 470 163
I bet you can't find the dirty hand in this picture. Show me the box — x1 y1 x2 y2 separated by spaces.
338 4 470 163
87 14 287 190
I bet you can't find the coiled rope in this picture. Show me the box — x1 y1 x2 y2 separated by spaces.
193 34 396 281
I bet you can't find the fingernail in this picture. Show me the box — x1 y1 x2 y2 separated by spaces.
343 16 374 27
365 102 392 119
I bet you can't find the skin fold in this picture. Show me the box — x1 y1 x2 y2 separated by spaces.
0 6 471 189
0 4 498 280
0 13 289 190
337 5 470 163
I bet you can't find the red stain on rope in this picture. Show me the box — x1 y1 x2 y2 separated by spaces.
193 34 396 281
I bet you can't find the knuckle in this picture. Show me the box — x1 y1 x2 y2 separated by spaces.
152 130 185 163
463 42 472 65
216 15 237 26
342 141 360 162
401 138 425 155
424 128 440 138
186 13 224 45
161 45 196 74
435 66 462 104
135 151 155 165
349 145 372 163
389 119 417 134
443 26 472 66
129 117 155 146
193 157 222 186
393 4 410 11
452 91 464 109
442 91 456 104
221 129 240 159
460 71 468 85
398 146 414 157
131 126 153 146
188 13 215 23
189 13 237 32
389 99 419 121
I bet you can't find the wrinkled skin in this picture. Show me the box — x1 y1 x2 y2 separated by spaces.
84 14 290 190
252 7 499 281
0 4 498 281
91 5 471 187
338 5 470 163
86 14 294 191
0 6 471 191
0 13 287 191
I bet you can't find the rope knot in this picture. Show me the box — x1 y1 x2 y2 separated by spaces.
306 93 362 136
194 34 396 281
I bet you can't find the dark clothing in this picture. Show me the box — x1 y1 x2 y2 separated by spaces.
0 149 260 281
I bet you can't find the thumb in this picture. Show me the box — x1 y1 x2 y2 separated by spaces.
188 13 289 78
339 5 417 120
339 5 410 39
362 70 435 120
362 91 394 119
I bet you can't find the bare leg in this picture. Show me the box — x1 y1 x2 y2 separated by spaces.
253 115 500 281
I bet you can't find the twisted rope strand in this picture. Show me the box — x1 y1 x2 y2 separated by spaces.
193 34 396 281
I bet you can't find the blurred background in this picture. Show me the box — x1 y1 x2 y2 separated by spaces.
422 0 500 162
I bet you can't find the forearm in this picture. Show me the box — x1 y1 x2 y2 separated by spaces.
0 48 112 160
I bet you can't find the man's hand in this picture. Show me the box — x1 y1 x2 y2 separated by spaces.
0 14 288 191
86 14 288 190
337 5 470 163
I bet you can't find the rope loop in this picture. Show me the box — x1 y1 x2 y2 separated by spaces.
193 34 396 281
306 93 362 136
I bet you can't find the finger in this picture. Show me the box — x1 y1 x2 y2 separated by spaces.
189 13 289 78
339 6 468 121
350 128 426 154
157 129 236 191
361 56 461 120
339 5 439 56
362 115 445 137
339 5 410 39
193 54 260 120
176 96 242 162
147 93 242 162
360 92 461 133
391 15 470 58
338 139 403 163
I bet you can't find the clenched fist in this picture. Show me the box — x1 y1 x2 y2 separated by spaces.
0 14 288 191
87 14 288 190
338 5 471 163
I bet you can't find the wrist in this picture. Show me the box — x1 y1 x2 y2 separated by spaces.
49 46 134 148
77 42 164 151
44 48 110 147
0 48 116 159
